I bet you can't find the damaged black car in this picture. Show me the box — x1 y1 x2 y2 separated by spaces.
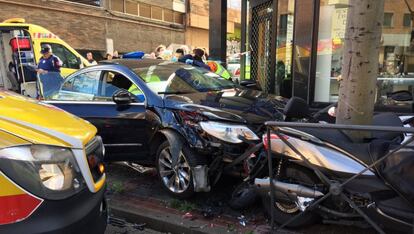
40 59 286 198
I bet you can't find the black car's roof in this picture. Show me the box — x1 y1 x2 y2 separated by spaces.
99 59 179 70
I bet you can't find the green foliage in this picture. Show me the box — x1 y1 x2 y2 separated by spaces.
111 181 125 194
168 199 197 212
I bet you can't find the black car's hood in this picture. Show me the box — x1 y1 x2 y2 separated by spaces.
163 88 286 125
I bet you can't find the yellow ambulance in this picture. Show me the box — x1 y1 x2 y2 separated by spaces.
0 90 107 233
0 18 90 94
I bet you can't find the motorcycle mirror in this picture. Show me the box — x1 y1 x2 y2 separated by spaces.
389 90 413 102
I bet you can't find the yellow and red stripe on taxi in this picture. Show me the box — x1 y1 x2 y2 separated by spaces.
0 172 43 225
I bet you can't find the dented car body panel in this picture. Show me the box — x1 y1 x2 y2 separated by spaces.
42 59 285 191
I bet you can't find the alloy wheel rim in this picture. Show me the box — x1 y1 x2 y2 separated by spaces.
158 147 191 193
275 202 300 214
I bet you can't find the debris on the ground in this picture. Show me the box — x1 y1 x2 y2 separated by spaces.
109 216 127 228
201 207 215 219
182 212 196 220
132 223 146 231
109 216 147 232
121 162 157 175
238 215 247 227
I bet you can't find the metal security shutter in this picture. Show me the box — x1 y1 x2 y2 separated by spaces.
250 0 276 94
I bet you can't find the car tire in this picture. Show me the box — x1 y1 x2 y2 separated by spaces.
156 141 205 199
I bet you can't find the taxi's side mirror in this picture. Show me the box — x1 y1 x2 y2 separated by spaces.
113 90 134 105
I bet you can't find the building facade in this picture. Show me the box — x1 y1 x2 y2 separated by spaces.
186 0 241 53
242 0 414 112
0 0 186 56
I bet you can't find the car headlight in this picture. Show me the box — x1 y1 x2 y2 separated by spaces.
200 121 259 143
0 145 85 200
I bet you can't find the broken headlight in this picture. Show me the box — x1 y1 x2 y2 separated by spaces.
0 145 85 200
200 121 259 143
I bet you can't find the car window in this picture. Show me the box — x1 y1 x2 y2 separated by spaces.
43 43 80 69
44 70 145 103
99 71 145 103
133 63 236 95
47 71 100 101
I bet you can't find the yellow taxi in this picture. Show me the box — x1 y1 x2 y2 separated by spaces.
0 91 107 233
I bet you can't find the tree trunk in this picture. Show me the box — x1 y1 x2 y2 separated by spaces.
336 0 385 141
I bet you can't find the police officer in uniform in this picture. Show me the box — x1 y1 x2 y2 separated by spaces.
37 44 62 74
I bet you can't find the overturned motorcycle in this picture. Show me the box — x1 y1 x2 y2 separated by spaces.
254 119 414 233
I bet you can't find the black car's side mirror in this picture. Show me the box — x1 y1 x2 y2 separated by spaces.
113 90 134 105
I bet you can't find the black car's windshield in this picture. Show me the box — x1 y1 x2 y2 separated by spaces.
132 63 236 95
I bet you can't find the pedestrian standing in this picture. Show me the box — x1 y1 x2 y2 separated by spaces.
106 53 113 61
155 45 166 59
178 48 211 71
37 44 62 74
86 52 97 65
113 50 120 59
172 48 184 62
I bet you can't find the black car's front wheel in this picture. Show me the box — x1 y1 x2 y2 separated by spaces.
156 141 204 199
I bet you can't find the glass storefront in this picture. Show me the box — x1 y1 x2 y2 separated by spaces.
242 0 414 112
276 0 295 97
315 0 414 111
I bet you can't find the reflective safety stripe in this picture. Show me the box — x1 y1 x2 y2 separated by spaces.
211 61 231 79
0 173 43 225
0 194 42 225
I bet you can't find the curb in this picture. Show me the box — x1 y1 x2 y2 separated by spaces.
108 197 235 234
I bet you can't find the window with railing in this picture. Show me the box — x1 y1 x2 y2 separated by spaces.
110 0 185 25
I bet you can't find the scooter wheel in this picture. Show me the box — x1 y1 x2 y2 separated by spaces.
261 166 320 228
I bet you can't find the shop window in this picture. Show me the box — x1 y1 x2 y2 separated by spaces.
174 12 184 24
404 13 412 27
125 1 138 15
276 0 295 98
139 3 151 18
314 1 414 111
111 0 124 12
152 6 163 20
164 10 174 23
383 12 394 27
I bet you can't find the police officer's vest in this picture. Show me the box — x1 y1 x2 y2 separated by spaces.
207 61 231 80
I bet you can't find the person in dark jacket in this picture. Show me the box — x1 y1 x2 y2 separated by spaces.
178 48 211 71
37 44 62 74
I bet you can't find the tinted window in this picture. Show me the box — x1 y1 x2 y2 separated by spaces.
44 43 80 69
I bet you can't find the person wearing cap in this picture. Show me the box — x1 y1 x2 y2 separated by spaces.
37 44 63 74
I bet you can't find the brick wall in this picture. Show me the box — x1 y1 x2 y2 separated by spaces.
0 0 185 54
